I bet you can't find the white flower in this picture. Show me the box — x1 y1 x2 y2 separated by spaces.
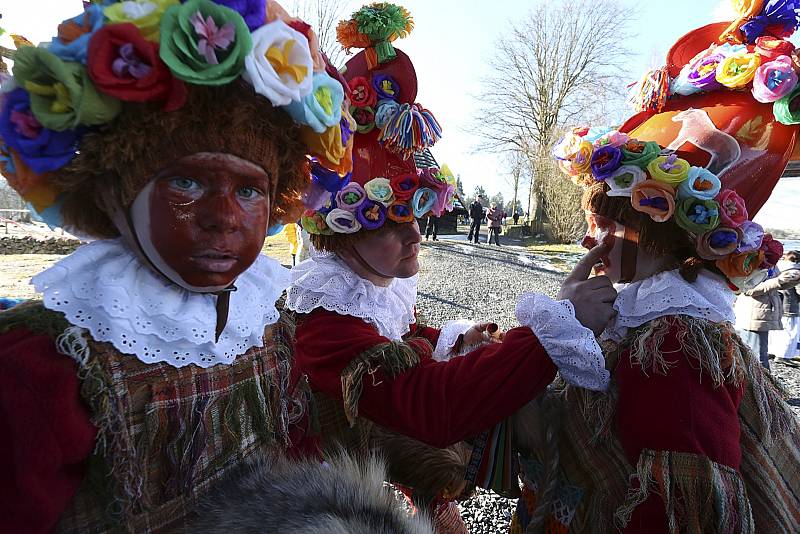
363 177 395 206
243 20 313 106
325 208 362 234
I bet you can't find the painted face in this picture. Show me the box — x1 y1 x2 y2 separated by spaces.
352 220 423 279
139 153 272 289
582 212 625 282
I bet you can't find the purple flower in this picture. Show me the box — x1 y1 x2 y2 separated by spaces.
356 200 387 230
340 115 353 146
372 74 400 101
741 0 800 43
688 54 724 90
112 43 153 79
191 10 236 65
590 145 622 181
0 88 81 173
212 0 266 31
709 228 739 249
311 159 351 192
736 220 765 253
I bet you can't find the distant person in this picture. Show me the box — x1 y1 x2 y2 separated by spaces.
467 196 484 244
512 211 520 225
771 251 800 364
735 264 800 370
486 203 502 246
424 215 439 241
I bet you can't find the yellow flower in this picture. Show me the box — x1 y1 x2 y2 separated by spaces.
716 53 761 89
104 0 179 42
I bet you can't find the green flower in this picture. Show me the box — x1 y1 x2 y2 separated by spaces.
13 47 120 132
159 0 252 86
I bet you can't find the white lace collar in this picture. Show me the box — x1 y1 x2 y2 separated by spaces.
603 268 735 342
32 238 290 368
286 253 417 341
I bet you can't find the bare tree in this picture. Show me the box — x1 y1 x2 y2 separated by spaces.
290 0 350 68
470 0 632 236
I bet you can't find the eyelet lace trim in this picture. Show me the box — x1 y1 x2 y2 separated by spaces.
432 319 475 361
605 269 735 343
286 253 417 341
32 239 290 368
516 293 609 392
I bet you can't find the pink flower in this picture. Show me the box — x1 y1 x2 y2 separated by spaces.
716 189 748 228
759 234 784 268
191 11 236 65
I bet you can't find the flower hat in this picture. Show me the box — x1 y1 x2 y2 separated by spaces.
0 0 352 232
299 3 453 237
554 1 800 291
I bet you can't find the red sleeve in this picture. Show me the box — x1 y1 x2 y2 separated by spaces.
614 323 744 534
0 328 97 534
295 309 557 448
405 321 440 346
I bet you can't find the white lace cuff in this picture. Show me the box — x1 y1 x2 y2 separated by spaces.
432 319 475 361
515 293 609 391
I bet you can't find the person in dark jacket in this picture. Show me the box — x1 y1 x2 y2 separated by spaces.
773 251 800 363
467 197 484 244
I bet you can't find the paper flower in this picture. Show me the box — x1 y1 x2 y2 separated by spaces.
716 189 749 227
432 183 454 216
752 55 797 102
284 71 344 133
335 182 367 211
418 168 453 215
311 159 350 192
566 140 593 175
364 177 395 205
374 100 399 129
411 187 437 217
593 130 629 148
349 76 377 107
48 4 105 64
755 36 795 61
372 74 399 101
350 105 375 133
0 88 81 174
303 122 349 169
390 173 419 201
736 220 765 253
0 147 60 213
583 126 612 143
671 64 702 96
716 250 765 280
760 233 784 267
688 53 725 90
87 23 187 111
621 139 660 168
716 53 761 89
553 133 583 160
213 0 266 31
12 47 121 131
647 154 690 186
160 0 252 86
696 226 743 260
774 83 800 124
604 165 646 197
104 0 179 42
631 180 676 222
325 208 362 233
387 201 415 223
740 1 800 43
677 167 721 200
590 145 622 181
356 199 387 230
675 197 720 233
301 209 332 235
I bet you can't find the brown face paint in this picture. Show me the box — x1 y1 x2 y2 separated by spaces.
146 153 272 289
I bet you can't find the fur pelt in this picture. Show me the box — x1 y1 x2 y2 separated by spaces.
194 452 434 534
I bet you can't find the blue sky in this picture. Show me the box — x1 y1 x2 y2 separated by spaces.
3 0 798 231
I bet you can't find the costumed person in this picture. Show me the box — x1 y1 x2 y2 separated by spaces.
771 250 800 363
486 202 502 246
0 2 430 532
288 4 616 532
511 8 800 532
283 221 303 265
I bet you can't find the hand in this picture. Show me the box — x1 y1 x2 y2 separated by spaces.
557 244 617 336
462 322 503 347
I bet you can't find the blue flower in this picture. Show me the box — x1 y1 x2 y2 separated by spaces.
212 0 266 31
284 71 344 133
0 88 82 174
47 4 105 64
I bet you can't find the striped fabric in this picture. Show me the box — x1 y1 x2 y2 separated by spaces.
55 313 299 533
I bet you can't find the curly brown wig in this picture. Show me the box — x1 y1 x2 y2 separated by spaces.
53 81 309 238
582 182 717 282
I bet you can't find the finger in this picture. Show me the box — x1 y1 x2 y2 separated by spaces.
472 322 495 332
566 243 610 283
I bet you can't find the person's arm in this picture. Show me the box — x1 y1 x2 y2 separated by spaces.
0 328 97 533
745 270 800 296
614 322 745 533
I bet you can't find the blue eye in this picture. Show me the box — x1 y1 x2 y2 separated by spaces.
237 186 264 199
169 177 200 191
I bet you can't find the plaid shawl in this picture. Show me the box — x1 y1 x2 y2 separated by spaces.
511 315 800 534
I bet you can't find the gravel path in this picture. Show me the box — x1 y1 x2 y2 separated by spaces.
414 239 800 533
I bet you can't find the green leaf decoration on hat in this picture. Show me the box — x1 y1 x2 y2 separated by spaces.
12 47 120 132
159 0 252 86
353 3 413 64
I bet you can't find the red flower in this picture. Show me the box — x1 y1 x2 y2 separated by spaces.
87 23 186 111
390 173 419 201
348 76 376 108
759 233 784 267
